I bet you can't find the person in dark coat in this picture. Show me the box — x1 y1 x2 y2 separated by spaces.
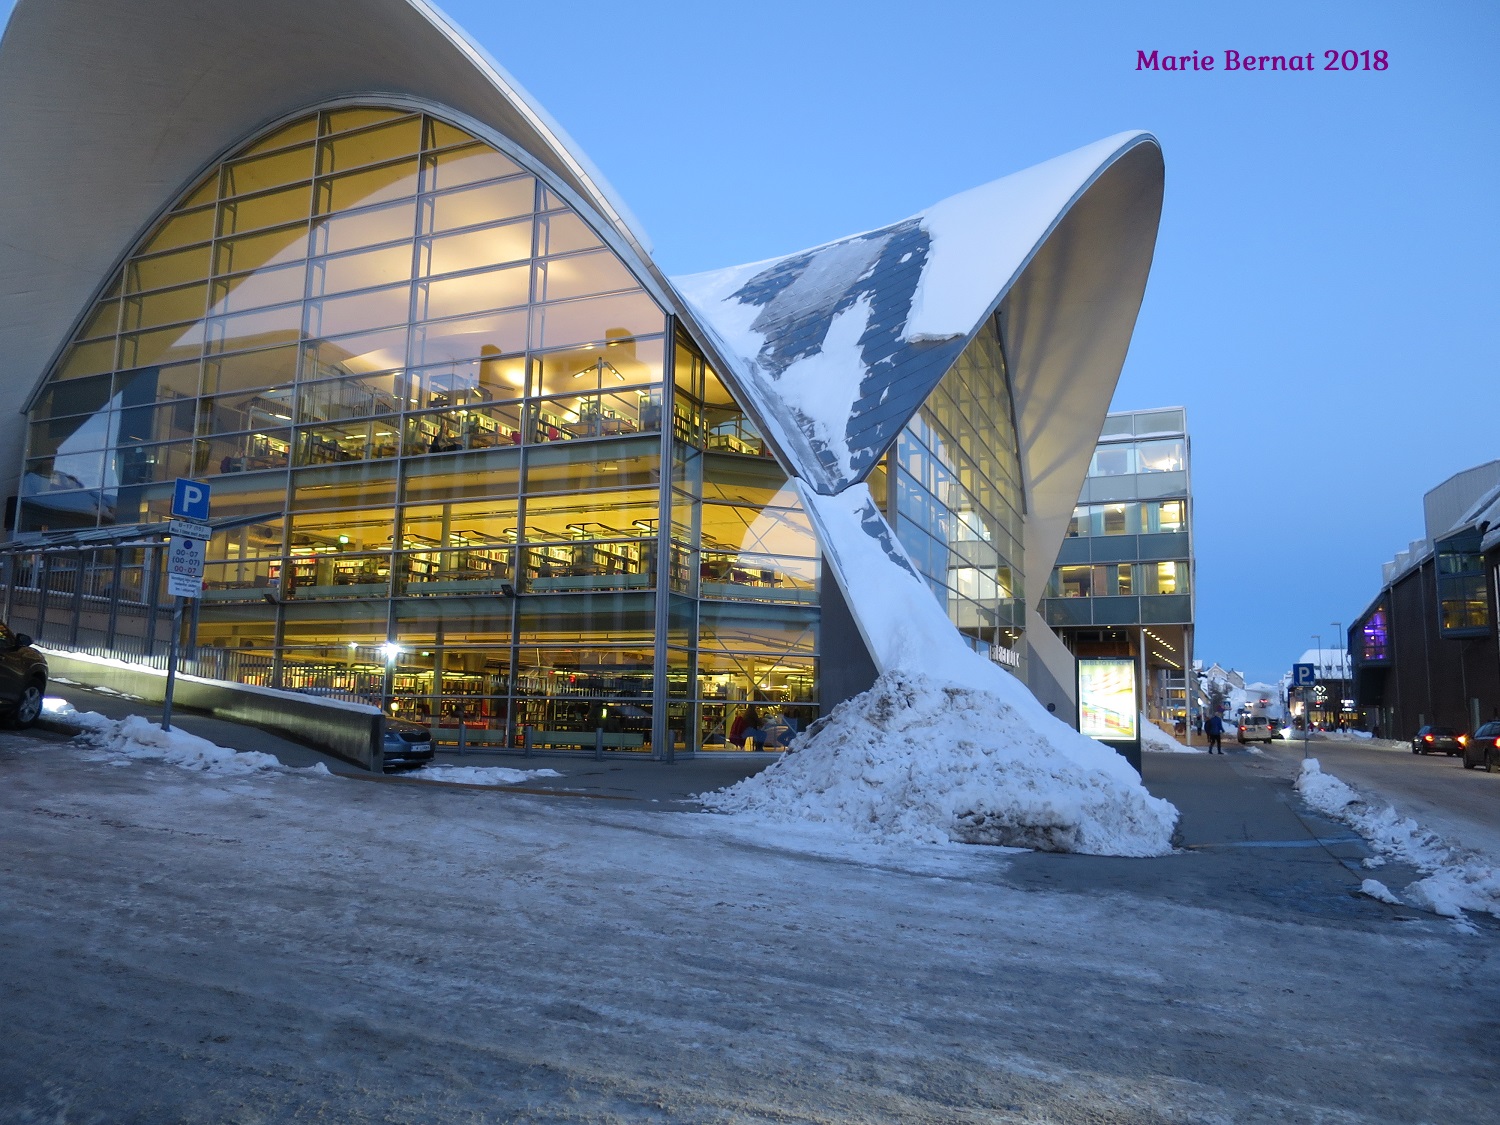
1205 713 1224 754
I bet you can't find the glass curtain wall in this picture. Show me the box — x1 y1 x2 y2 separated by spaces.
18 104 711 750
672 335 819 751
867 317 1026 671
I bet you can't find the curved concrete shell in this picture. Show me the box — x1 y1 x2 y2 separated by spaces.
673 135 1164 702
0 0 660 502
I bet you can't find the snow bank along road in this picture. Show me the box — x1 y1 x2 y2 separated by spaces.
3 731 1499 1124
1267 736 1500 866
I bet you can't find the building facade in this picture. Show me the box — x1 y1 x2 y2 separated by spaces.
0 0 1164 759
1042 408 1194 726
1349 463 1500 739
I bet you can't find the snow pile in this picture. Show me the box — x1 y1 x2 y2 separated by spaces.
701 672 1178 856
1140 715 1198 753
1360 879 1402 905
1296 759 1500 921
410 765 562 786
65 710 286 777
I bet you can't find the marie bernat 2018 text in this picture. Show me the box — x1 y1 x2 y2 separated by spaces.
1136 49 1388 72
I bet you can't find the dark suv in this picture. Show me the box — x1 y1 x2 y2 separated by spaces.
0 621 48 729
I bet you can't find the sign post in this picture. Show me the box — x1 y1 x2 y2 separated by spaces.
1292 662 1316 759
161 479 211 732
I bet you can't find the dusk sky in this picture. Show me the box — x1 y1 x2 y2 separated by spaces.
8 0 1495 682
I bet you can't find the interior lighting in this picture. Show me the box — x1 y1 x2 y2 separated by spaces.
379 642 403 662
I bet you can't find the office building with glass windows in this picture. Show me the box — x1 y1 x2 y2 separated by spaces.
1043 408 1194 728
1350 462 1500 740
0 0 1165 758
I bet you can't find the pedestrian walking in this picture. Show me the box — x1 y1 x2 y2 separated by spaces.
1205 713 1224 754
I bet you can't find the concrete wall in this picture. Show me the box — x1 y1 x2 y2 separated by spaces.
40 651 383 770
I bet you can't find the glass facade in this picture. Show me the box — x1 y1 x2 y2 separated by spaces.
1045 408 1194 727
1045 409 1193 630
14 105 818 753
869 319 1027 671
1435 532 1489 635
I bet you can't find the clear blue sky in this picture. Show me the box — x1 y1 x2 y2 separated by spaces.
7 0 1496 682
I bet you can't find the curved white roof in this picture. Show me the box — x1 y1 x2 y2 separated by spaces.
672 134 1165 627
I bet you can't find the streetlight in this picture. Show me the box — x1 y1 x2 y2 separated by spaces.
1331 621 1343 729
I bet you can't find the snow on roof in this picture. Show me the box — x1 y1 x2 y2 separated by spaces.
671 132 1157 495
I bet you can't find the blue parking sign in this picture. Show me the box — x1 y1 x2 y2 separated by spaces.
1292 662 1316 686
172 477 211 521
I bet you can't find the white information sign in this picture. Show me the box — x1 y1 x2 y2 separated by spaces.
166 535 205 599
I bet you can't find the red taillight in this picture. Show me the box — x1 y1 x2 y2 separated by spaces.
1239 725 1246 732
1424 735 1434 742
1459 735 1469 746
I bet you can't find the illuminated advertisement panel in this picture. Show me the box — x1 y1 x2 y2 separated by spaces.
1078 657 1137 741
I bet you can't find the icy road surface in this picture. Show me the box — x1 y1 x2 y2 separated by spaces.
2 734 1498 1124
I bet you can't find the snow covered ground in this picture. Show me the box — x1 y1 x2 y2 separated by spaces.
1296 758 1500 929
3 717 1498 1122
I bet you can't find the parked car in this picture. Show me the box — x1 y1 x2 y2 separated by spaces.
1236 716 1276 743
1411 725 1467 756
1461 721 1500 771
0 620 48 729
382 717 435 772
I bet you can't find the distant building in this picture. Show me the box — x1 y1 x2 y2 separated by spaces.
1349 462 1500 738
1044 407 1194 726
1284 648 1353 730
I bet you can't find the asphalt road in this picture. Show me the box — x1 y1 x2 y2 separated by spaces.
1263 735 1500 863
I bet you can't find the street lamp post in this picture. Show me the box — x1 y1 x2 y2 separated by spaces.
1331 621 1343 729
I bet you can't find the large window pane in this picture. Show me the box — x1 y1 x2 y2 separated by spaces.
302 328 409 380
416 264 530 320
533 337 664 396
531 291 663 351
222 145 314 197
419 221 532 277
535 250 639 302
214 223 310 276
411 310 526 367
126 245 211 294
420 143 524 192
423 178 535 234
211 264 306 316
317 117 422 175
219 183 315 235
310 244 414 297
536 212 603 257
315 158 420 214
203 345 300 395
313 199 417 255
305 283 412 338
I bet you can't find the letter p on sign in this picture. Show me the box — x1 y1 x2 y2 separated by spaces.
172 477 211 521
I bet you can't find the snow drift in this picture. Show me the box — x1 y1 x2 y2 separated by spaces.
701 671 1178 857
1296 759 1500 921
67 710 286 775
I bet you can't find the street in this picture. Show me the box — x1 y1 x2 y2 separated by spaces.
3 726 1499 1124
1264 736 1500 864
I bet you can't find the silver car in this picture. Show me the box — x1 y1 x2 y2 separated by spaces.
1236 716 1276 744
